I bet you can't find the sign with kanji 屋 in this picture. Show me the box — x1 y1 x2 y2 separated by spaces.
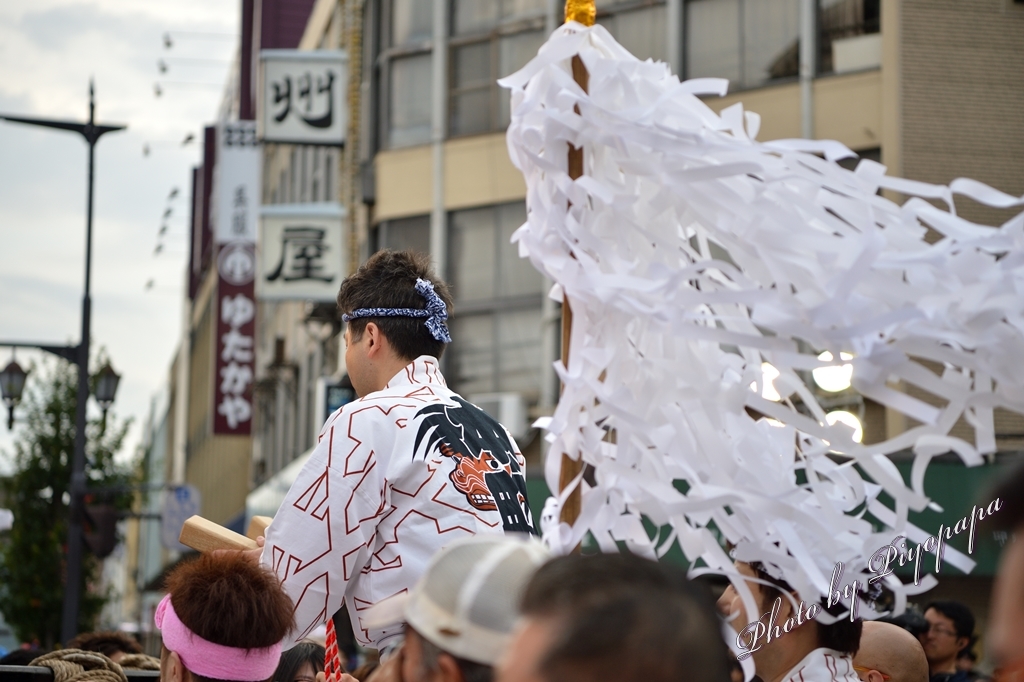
258 203 346 301
260 50 348 146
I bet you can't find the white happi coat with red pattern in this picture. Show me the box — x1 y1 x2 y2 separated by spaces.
782 648 860 682
261 356 534 650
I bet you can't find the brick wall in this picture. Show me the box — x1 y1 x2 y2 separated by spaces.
900 0 1024 449
901 0 1024 227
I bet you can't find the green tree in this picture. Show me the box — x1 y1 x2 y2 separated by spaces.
0 356 133 648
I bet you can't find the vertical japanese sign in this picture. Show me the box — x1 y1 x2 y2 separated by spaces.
215 242 257 435
259 50 348 146
259 204 346 301
213 121 258 435
215 121 261 243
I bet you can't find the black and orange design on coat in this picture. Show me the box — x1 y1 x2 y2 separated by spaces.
413 397 534 533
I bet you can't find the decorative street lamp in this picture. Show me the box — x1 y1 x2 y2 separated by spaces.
0 81 126 644
0 359 28 429
93 362 121 430
93 362 121 411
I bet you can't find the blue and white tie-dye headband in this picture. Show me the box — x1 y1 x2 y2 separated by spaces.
341 278 452 343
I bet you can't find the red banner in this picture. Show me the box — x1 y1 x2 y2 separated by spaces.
214 242 256 435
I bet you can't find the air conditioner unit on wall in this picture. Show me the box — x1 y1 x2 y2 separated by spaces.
468 392 528 443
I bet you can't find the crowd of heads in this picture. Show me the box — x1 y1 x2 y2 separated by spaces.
6 466 1012 682
3 254 1021 682
126 520 1015 682
0 478 1018 682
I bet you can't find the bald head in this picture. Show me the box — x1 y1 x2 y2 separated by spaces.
853 621 928 682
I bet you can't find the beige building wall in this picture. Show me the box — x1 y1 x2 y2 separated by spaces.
880 0 902 179
709 71 883 152
375 70 885 224
183 266 252 526
374 135 530 222
370 1 1024 453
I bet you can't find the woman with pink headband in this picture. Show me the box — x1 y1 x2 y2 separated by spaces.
155 552 295 682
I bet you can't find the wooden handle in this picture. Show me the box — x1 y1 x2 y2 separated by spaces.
246 515 272 541
179 515 258 552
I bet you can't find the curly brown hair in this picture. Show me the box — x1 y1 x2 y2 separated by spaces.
164 552 295 662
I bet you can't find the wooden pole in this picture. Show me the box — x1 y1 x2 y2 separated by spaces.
175 514 273 553
179 515 257 552
558 0 595 527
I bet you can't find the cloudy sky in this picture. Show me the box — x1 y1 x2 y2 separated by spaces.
0 0 238 470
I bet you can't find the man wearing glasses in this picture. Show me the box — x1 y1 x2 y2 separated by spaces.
919 602 975 682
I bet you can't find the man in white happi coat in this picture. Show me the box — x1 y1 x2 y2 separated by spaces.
260 250 535 652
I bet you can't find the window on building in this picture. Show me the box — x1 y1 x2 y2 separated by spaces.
686 0 801 90
686 0 880 87
449 0 546 137
448 0 671 137
379 0 671 144
382 0 434 148
374 214 431 253
389 54 433 147
393 0 433 44
597 1 668 63
819 0 880 74
447 202 545 400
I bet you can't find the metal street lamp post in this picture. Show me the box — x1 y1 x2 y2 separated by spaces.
0 81 126 644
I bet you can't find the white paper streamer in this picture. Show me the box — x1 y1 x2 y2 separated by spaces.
501 20 1024 639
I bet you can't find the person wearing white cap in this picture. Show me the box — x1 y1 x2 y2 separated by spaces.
365 534 549 682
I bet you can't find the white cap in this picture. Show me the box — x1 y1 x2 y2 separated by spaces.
365 535 549 665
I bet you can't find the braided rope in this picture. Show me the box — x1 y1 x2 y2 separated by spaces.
30 649 129 682
324 618 344 681
116 654 161 671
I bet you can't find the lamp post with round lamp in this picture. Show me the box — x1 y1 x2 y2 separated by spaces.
0 81 126 644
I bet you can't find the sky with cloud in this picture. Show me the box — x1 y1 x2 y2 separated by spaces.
0 0 239 470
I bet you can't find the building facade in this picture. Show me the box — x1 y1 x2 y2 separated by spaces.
126 0 1023 659
357 0 1024 651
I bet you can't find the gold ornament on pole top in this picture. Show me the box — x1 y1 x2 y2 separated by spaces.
565 0 596 26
